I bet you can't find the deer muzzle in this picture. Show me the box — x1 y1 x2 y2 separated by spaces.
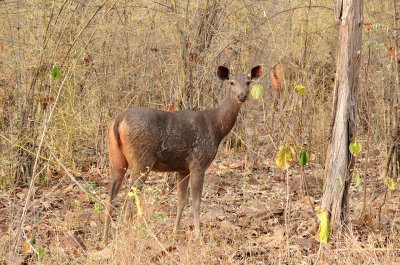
238 94 247 102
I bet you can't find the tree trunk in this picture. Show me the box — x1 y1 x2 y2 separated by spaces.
392 0 400 175
321 0 363 230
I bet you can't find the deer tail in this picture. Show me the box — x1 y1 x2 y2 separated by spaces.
113 117 122 147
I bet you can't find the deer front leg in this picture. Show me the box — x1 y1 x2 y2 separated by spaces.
173 171 190 235
189 169 205 240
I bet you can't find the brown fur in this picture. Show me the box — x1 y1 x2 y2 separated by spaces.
103 65 263 243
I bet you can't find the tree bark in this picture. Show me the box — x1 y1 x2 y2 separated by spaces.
321 0 363 230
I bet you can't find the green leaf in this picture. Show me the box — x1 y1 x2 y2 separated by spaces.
349 140 362 156
275 145 295 170
28 236 36 245
250 84 264 100
384 177 395 191
372 23 381 29
316 208 330 244
93 202 103 212
127 191 135 199
51 65 61 80
354 169 362 189
37 247 45 261
83 181 96 190
134 182 144 191
294 84 307 95
299 148 309 167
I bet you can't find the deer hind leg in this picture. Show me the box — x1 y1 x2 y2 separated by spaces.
122 160 153 222
173 171 190 235
103 141 128 243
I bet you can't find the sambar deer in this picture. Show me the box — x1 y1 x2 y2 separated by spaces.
103 65 263 242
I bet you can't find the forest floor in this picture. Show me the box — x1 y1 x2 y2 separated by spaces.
1 143 400 264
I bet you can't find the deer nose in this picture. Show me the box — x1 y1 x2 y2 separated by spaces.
238 94 247 102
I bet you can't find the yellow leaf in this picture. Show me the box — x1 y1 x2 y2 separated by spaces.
316 208 330 244
384 177 396 191
131 187 143 215
135 194 143 215
294 84 307 95
354 169 362 189
22 241 33 254
250 84 264 99
275 145 295 170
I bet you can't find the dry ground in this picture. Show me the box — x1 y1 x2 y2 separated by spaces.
1 143 400 264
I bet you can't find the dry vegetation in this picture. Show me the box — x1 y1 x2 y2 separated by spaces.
0 0 399 264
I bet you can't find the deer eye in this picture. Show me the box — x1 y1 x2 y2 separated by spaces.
230 81 234 86
246 81 252 86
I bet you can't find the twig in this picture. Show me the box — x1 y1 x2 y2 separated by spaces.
60 0 110 67
44 140 88 194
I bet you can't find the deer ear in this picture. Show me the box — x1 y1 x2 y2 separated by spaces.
217 66 230 81
250 65 263 80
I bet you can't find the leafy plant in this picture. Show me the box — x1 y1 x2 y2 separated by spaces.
299 147 309 167
354 169 362 189
128 187 143 215
37 247 45 262
83 181 97 190
51 65 61 80
384 177 396 191
294 84 307 95
250 84 264 99
71 199 80 209
276 145 295 170
133 223 148 239
93 202 103 212
86 193 94 204
349 140 362 156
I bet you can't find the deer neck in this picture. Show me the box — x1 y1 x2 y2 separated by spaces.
210 95 242 141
